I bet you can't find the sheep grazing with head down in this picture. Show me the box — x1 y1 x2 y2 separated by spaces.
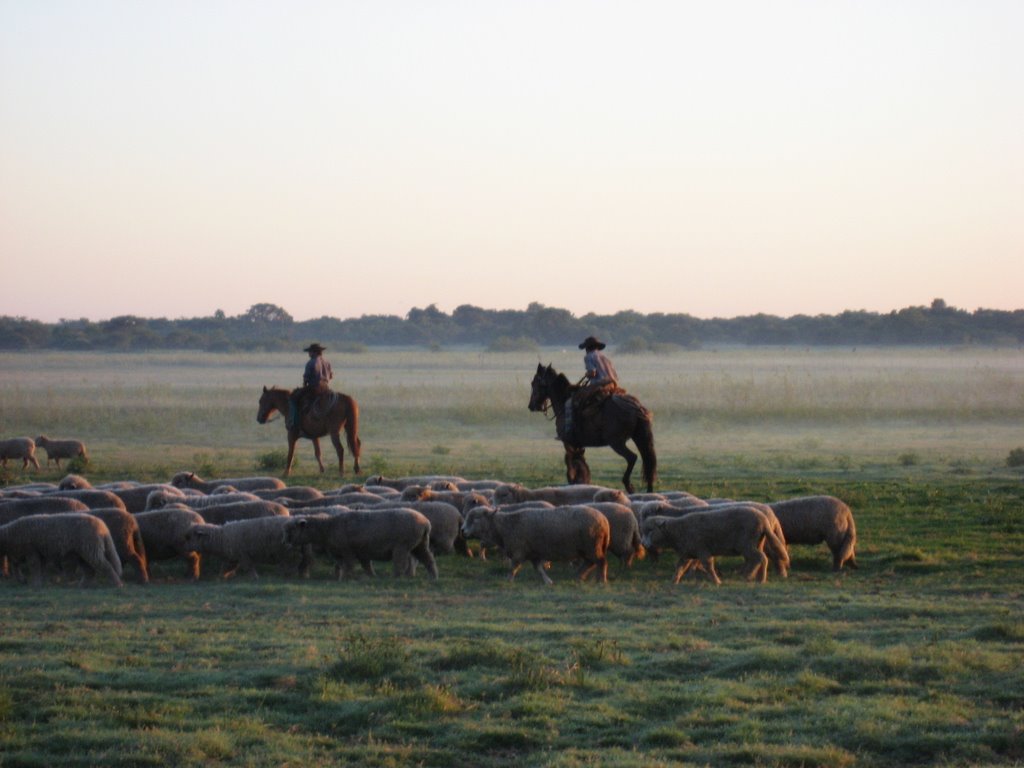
768 495 858 571
45 488 128 512
34 435 88 469
362 500 469 557
641 505 788 585
133 507 206 580
584 501 645 566
182 517 313 579
0 513 123 587
494 483 626 507
176 500 289 526
460 505 610 585
283 508 438 580
0 438 41 471
169 471 286 494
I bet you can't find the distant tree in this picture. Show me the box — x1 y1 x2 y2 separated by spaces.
241 303 293 324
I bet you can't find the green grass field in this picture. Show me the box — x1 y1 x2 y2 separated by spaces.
1 348 1023 766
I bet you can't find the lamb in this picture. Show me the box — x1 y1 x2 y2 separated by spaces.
640 505 789 585
283 508 438 580
0 513 123 587
0 437 41 470
768 495 858 571
494 483 626 507
133 507 206 579
182 517 313 579
460 505 610 585
89 508 149 584
169 471 286 493
34 435 88 469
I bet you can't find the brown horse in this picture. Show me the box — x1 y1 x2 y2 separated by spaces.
256 386 361 477
528 363 657 493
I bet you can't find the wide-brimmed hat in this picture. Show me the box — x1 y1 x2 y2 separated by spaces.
578 336 606 350
303 343 326 353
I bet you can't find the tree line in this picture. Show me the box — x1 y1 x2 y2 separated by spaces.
1 299 1021 352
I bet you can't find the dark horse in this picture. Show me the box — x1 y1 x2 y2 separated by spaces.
256 386 361 477
528 364 657 493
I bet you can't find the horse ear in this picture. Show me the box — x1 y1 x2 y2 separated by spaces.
263 385 268 392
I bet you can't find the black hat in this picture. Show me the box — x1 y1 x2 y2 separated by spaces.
303 343 326 353
578 336 606 350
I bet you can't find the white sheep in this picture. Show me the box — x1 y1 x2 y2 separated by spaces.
640 505 788 585
133 507 207 580
460 505 611 585
34 435 89 469
493 483 626 507
768 495 858 571
0 512 123 587
182 517 313 579
0 438 41 471
169 471 286 493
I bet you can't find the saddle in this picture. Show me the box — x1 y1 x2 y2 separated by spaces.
305 389 339 421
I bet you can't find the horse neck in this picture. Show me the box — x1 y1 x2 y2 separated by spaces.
546 375 571 413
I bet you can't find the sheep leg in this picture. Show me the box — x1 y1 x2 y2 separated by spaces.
673 558 697 584
530 560 554 585
310 437 326 473
702 557 723 585
184 552 201 580
742 548 769 583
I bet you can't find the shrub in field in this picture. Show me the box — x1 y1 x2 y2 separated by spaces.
898 451 920 467
255 450 290 472
1007 447 1024 468
486 335 538 352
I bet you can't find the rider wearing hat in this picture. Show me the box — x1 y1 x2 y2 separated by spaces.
563 336 619 442
288 343 334 428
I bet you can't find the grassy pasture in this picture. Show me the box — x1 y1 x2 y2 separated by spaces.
1 347 1023 767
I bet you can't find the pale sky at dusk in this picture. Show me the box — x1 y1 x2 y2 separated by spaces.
1 1 1021 323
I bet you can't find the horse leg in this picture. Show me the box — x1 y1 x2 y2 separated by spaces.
608 440 638 494
329 429 345 476
311 437 325 473
284 433 299 477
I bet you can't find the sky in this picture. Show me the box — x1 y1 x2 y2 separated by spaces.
1 0 1021 324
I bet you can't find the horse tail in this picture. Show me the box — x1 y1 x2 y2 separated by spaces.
634 415 658 492
344 396 361 474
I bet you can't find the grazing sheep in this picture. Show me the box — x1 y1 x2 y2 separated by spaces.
97 484 188 513
0 496 91 526
182 517 313 579
169 471 286 493
0 513 123 587
88 508 149 583
283 508 438 580
768 495 858 571
363 500 468 556
250 486 325 503
133 507 206 579
586 502 646 566
399 486 491 515
144 488 255 511
460 505 610 585
172 500 289 526
494 483 625 507
58 474 93 490
44 489 128 512
0 438 41 471
640 505 788 585
365 474 466 492
34 435 88 469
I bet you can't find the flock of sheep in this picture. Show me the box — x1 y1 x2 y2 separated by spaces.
0 466 858 588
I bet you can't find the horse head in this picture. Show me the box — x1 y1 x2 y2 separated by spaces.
529 364 560 412
256 385 282 424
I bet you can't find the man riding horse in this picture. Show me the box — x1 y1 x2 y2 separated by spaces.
562 336 623 443
288 343 334 429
